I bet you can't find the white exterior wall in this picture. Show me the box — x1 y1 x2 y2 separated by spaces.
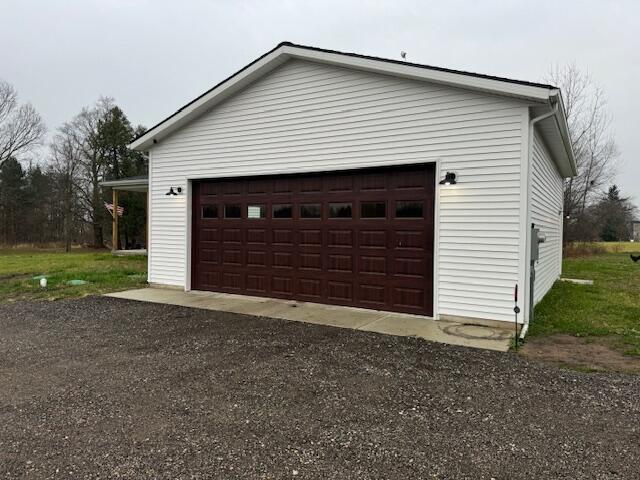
148 59 528 322
530 129 564 303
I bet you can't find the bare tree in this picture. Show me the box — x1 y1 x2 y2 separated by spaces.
0 80 46 169
50 123 83 252
546 64 619 233
71 97 115 247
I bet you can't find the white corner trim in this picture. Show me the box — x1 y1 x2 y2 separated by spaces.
147 151 153 284
432 158 442 320
517 108 531 325
185 180 193 292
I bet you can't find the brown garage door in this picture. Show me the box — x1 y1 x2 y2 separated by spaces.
191 164 434 316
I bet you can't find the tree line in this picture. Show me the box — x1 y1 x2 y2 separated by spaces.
0 80 147 250
547 65 637 242
1 63 638 249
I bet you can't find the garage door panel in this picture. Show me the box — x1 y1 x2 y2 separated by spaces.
222 181 243 196
297 277 323 299
299 229 322 246
299 252 322 271
201 228 220 242
358 283 388 307
222 272 243 290
273 177 295 194
246 250 267 268
192 164 434 316
222 228 242 243
272 229 294 245
246 274 269 293
360 230 388 249
272 276 294 295
222 249 243 266
327 281 354 302
359 255 387 275
247 228 267 244
272 251 294 269
327 229 354 247
300 176 323 193
327 175 354 193
248 179 270 195
394 229 427 249
327 254 354 274
200 248 220 264
391 169 430 191
359 171 388 192
392 286 427 309
200 273 221 290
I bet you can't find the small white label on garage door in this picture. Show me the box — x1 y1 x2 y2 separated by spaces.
248 205 264 219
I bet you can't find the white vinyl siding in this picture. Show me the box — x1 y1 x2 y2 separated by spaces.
148 59 527 322
530 129 564 303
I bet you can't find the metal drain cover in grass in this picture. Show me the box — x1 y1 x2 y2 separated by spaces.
67 279 89 286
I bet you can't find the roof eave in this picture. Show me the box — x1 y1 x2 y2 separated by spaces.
548 90 578 177
281 45 554 102
100 177 149 192
129 45 291 151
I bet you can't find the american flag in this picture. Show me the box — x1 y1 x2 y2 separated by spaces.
104 202 124 217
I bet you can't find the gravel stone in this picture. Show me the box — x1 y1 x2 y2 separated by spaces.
0 296 638 479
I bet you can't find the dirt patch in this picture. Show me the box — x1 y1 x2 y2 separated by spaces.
522 334 640 373
0 273 31 282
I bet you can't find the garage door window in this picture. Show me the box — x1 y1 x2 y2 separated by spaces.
273 204 292 219
396 201 423 218
202 204 218 218
361 201 386 218
224 204 242 218
329 203 352 218
248 205 266 219
300 204 321 219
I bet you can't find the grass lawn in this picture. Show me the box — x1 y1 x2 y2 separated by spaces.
530 247 640 356
0 249 147 303
2 243 638 360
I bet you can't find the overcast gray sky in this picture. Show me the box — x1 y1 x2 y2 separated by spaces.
2 0 638 202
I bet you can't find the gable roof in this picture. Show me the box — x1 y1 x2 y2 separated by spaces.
130 42 576 176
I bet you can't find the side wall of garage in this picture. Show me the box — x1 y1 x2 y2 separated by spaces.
147 59 529 322
530 129 564 304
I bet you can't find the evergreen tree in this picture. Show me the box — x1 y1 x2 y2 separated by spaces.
597 185 635 241
0 158 27 244
94 105 147 249
23 165 51 243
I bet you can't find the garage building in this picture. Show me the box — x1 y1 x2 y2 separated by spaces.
129 42 576 330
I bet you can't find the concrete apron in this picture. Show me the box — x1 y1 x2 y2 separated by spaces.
105 288 513 352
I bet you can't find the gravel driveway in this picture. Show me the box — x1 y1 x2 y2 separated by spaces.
1 297 638 479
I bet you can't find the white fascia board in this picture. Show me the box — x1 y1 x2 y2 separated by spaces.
100 178 148 188
281 46 553 103
130 44 555 152
129 49 290 150
550 90 578 176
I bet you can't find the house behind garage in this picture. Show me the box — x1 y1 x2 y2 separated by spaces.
130 42 576 330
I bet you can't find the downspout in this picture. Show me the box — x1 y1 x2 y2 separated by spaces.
520 99 559 340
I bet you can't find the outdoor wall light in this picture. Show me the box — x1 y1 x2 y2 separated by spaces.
439 172 457 186
166 186 183 196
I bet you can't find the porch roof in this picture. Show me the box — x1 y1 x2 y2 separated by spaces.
101 175 148 192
